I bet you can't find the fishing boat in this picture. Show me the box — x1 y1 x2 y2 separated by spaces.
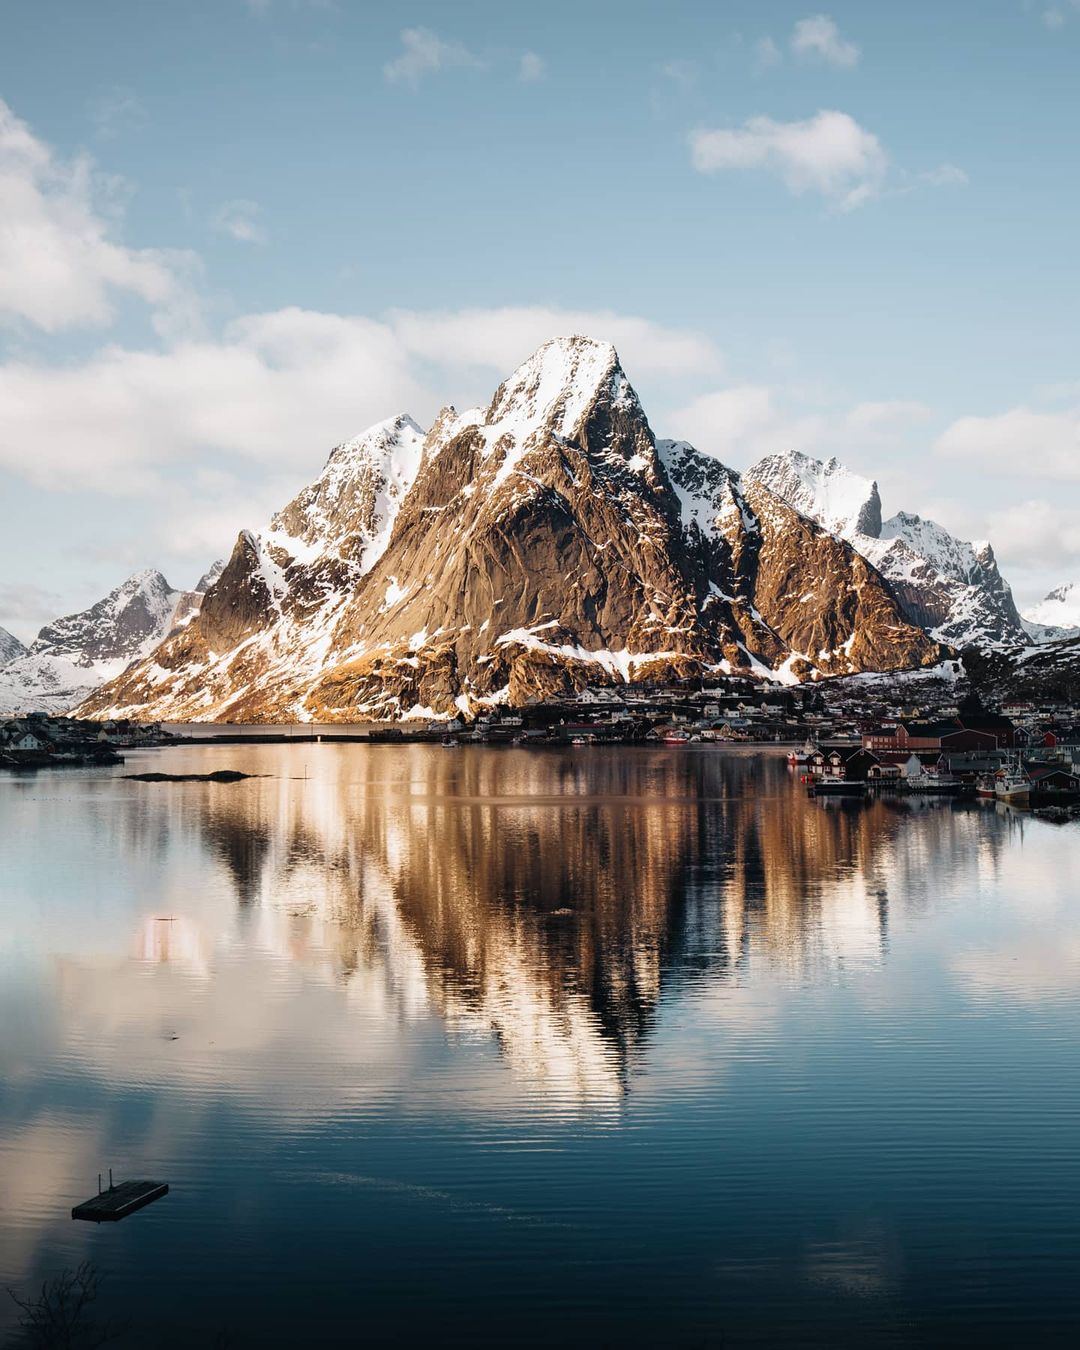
995 768 1031 805
787 738 816 767
809 779 866 797
975 773 997 800
662 729 691 745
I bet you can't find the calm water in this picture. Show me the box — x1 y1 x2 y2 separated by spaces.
1 745 1078 1347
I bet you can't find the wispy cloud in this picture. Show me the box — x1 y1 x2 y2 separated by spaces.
790 14 860 68
919 162 969 187
88 86 144 140
384 27 485 88
519 51 546 83
690 109 887 211
938 404 1080 479
753 36 783 74
213 198 268 245
659 59 698 87
1041 3 1080 29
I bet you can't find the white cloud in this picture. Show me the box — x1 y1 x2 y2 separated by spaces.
790 15 860 68
847 400 932 437
213 198 268 245
0 305 723 496
983 499 1080 571
937 405 1080 478
753 36 783 73
668 385 828 462
690 109 887 210
388 305 723 381
0 98 196 333
0 581 62 639
519 52 546 83
384 28 484 87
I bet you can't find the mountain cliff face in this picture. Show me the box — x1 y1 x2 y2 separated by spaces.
746 451 1026 649
0 626 27 667
78 339 941 722
0 569 207 715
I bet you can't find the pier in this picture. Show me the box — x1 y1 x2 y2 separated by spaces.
72 1176 168 1223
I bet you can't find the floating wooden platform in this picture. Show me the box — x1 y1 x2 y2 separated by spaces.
72 1180 168 1223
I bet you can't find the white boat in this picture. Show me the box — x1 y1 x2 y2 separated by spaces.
787 738 816 766
810 779 866 797
995 769 1031 805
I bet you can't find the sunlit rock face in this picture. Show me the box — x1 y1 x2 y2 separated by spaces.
746 451 1027 650
78 339 940 723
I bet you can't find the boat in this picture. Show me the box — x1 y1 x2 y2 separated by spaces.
662 729 691 745
809 780 866 797
995 769 1031 805
441 736 458 747
787 738 816 767
975 773 997 799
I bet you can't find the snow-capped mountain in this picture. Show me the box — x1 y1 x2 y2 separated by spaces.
0 626 27 667
0 569 213 714
1022 583 1080 641
746 451 1026 649
78 338 941 722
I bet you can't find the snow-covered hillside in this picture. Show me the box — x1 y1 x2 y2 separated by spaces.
0 569 212 714
0 626 27 667
746 451 1026 650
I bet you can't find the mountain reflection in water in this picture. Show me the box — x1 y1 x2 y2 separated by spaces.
1 744 1073 1349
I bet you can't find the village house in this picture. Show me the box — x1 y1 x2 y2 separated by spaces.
861 719 1006 764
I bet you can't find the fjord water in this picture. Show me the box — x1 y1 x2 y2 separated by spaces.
1 746 1078 1347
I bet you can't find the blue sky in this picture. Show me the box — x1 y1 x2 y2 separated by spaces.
1 0 1079 637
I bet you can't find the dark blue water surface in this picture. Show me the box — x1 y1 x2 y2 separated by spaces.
1 745 1078 1347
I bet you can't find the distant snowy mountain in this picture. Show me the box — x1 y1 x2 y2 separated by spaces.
0 569 216 714
1022 583 1080 641
0 626 27 667
195 560 225 593
746 451 1026 650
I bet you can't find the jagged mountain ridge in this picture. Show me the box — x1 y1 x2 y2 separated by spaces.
1022 582 1080 641
78 338 941 722
0 626 27 667
0 569 211 715
746 451 1027 649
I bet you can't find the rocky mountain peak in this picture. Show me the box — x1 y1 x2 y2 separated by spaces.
484 335 627 439
746 451 1026 650
0 626 28 666
32 569 180 665
268 413 425 565
747 450 883 539
76 337 943 723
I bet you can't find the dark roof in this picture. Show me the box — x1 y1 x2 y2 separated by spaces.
900 719 963 736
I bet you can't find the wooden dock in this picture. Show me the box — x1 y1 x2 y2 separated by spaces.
72 1180 168 1223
